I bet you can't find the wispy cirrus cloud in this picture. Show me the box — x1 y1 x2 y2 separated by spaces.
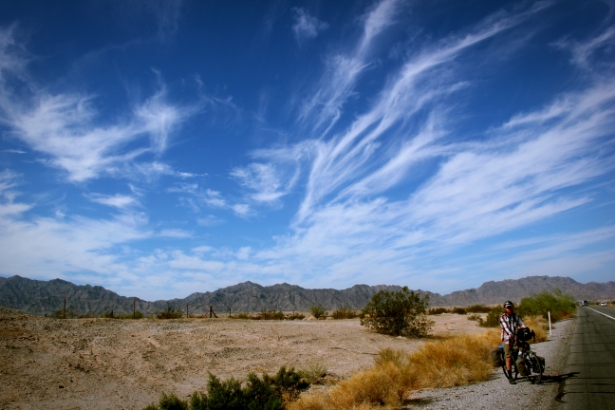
86 193 139 209
294 2 549 223
559 26 615 71
237 3 615 290
230 142 312 204
169 183 252 218
292 8 328 44
0 171 151 279
0 27 201 183
297 0 401 133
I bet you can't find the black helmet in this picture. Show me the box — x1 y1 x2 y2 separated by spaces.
503 300 514 308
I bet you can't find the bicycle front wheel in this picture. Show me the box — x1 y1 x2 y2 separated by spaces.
532 356 544 384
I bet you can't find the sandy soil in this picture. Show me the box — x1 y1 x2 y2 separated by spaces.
0 308 487 410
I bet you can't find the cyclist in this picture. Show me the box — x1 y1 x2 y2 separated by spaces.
499 300 526 384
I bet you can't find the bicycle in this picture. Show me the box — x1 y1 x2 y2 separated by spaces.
496 328 545 384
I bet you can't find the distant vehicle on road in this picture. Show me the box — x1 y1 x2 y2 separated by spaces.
600 302 607 306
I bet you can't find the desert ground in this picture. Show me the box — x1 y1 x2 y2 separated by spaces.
0 307 488 409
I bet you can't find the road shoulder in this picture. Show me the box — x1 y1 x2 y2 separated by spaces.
405 318 575 410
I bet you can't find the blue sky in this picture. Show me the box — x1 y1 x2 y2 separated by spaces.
0 0 614 300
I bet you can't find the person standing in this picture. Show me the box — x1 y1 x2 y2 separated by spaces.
499 300 526 384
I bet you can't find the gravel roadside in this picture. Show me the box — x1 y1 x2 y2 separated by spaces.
405 318 575 410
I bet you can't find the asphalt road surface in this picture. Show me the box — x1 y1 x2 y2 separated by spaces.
554 306 615 410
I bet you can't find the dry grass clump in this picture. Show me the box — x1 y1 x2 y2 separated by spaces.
299 362 328 384
404 330 500 389
523 316 548 342
288 330 501 410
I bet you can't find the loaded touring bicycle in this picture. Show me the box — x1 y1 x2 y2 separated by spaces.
491 327 545 384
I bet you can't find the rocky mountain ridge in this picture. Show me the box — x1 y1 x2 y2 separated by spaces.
0 274 613 316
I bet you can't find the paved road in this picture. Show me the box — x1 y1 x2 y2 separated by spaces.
554 306 615 409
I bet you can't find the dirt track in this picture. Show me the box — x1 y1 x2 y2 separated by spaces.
0 308 486 409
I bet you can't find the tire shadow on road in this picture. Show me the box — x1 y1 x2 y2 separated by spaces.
540 372 580 385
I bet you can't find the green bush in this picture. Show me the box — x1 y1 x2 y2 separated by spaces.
451 307 467 315
517 289 576 322
144 367 309 410
360 286 434 337
257 309 285 320
331 306 358 319
156 305 184 319
466 304 492 313
479 306 502 327
310 305 327 319
100 310 144 319
144 393 188 410
427 307 449 315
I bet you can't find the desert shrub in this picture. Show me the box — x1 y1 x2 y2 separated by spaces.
479 306 502 327
268 366 311 402
101 311 144 319
374 348 407 368
145 367 309 410
189 392 209 410
156 305 184 320
257 309 285 320
361 286 434 337
287 313 306 320
523 316 548 342
229 312 251 320
451 307 467 315
299 362 328 384
427 307 449 315
206 374 246 409
149 392 189 410
288 330 502 410
309 305 327 319
466 304 492 313
99 310 115 319
467 314 481 321
517 289 576 322
331 306 358 319
52 308 80 319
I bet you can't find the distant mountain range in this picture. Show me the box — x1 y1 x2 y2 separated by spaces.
0 275 613 317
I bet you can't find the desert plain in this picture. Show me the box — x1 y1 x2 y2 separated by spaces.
0 307 488 409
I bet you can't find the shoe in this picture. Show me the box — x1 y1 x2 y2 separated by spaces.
508 378 517 385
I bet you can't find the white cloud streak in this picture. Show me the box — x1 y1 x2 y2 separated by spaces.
0 27 201 183
297 0 400 133
292 8 328 44
87 193 139 209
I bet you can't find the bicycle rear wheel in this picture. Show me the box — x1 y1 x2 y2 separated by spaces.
531 355 543 384
501 361 518 381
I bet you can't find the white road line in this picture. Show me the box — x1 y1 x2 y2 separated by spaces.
586 307 615 321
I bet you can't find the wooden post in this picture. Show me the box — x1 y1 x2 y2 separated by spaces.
208 304 218 318
186 303 189 318
133 297 136 319
63 296 67 319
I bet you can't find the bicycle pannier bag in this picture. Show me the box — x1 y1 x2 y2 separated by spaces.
533 356 545 372
516 357 529 376
490 347 503 368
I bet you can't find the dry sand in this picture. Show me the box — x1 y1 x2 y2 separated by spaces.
0 308 486 410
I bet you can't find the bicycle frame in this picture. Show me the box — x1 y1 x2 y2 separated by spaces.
499 339 544 384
